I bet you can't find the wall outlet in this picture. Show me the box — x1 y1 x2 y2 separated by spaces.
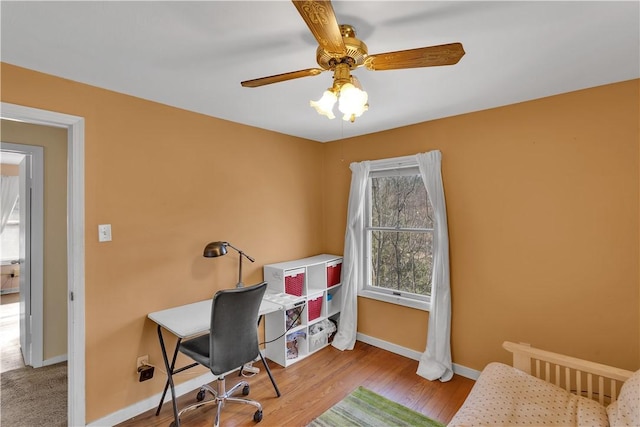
136 355 149 370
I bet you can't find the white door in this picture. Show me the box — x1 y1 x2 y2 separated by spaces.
18 155 31 365
3 142 44 368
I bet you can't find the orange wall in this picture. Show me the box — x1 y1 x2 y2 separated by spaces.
0 164 19 175
322 79 639 372
2 62 638 421
1 63 325 422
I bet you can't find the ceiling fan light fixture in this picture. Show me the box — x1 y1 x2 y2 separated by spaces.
338 82 368 122
241 1 465 126
310 89 338 119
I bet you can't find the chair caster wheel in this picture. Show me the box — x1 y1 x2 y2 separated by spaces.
253 409 263 422
196 388 206 401
242 384 250 396
169 422 176 427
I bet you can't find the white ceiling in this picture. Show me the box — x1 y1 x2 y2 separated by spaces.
1 1 638 143
0 151 25 165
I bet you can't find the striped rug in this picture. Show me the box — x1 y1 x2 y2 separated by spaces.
307 386 445 427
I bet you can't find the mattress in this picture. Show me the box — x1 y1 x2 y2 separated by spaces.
448 362 609 426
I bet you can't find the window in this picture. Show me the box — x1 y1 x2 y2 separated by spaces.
361 165 434 310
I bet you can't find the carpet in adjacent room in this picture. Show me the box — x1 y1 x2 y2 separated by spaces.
0 362 67 427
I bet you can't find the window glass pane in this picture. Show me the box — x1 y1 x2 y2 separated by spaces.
371 175 433 228
370 230 433 296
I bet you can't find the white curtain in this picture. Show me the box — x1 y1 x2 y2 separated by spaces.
331 160 370 351
0 175 19 234
416 150 453 382
332 151 453 383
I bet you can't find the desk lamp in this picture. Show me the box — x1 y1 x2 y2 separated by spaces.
203 241 255 288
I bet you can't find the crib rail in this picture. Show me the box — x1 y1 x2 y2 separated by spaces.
503 341 633 405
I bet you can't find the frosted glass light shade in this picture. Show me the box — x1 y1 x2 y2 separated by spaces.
310 90 337 119
338 83 368 122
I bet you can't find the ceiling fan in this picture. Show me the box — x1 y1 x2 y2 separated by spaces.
240 0 465 122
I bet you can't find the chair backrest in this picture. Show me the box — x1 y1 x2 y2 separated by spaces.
209 281 267 375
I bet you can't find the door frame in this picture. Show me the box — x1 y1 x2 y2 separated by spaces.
1 102 85 426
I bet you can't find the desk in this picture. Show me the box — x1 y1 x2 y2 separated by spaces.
148 297 283 426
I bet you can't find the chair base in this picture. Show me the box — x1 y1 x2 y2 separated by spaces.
172 377 262 427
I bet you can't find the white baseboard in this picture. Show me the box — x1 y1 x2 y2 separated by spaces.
87 372 214 427
356 333 481 380
42 354 67 366
452 363 481 380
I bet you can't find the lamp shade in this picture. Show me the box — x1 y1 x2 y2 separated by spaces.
203 241 228 258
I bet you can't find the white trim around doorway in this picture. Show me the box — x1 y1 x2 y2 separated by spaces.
1 102 86 426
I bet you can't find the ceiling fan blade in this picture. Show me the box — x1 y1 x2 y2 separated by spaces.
292 0 347 58
241 68 324 88
365 42 465 71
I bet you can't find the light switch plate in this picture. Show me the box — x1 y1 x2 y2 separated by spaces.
98 224 112 242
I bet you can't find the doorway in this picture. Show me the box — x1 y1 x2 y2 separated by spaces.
1 103 85 426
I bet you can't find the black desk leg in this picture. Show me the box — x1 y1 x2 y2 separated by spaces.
259 352 281 397
155 325 182 427
256 314 281 397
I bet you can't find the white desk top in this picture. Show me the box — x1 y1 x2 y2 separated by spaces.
148 297 283 339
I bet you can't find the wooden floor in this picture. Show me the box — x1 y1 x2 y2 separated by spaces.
117 341 474 427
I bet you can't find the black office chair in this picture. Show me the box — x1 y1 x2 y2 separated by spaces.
172 282 267 427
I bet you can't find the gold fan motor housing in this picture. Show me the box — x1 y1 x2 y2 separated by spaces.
316 25 368 70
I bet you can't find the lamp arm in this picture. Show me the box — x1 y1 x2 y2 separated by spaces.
223 242 255 288
225 242 255 262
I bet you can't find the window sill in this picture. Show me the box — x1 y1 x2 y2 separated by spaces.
358 289 430 312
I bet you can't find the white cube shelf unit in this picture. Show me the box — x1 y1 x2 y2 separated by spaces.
263 254 343 367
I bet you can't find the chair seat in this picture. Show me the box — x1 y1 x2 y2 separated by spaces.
179 334 211 368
